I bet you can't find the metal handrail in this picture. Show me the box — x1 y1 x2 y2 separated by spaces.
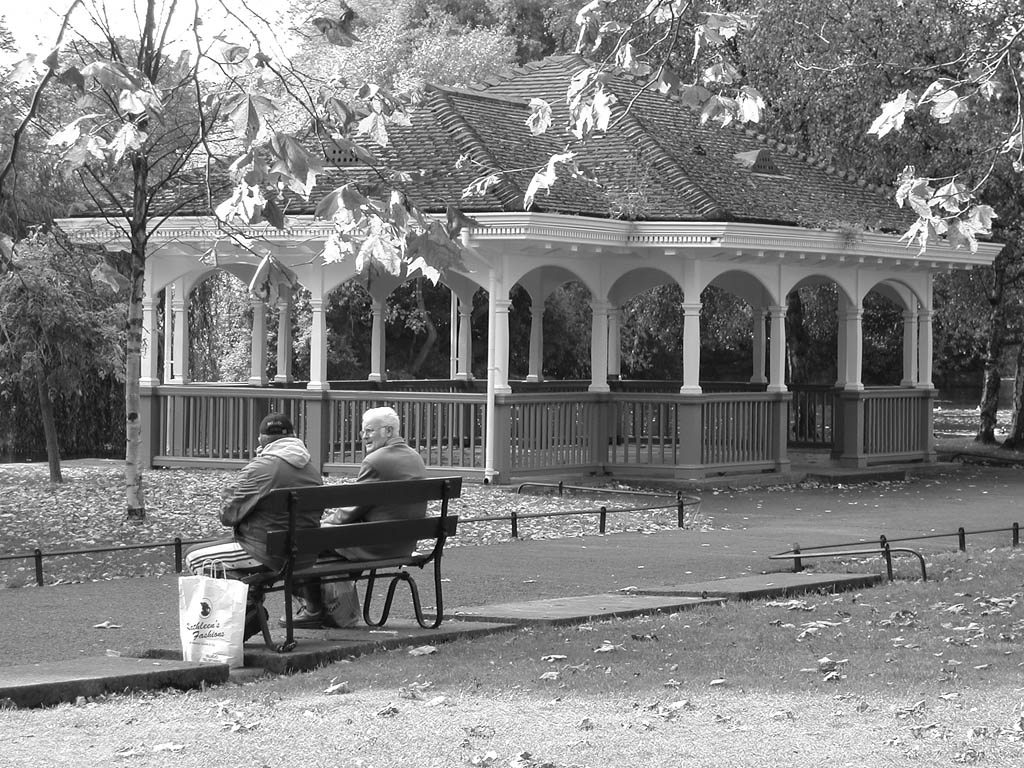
770 522 1023 583
769 544 928 581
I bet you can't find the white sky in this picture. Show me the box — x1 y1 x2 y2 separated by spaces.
1 1 303 70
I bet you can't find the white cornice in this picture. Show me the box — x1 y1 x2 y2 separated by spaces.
57 211 1002 269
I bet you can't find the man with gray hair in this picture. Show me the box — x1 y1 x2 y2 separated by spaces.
287 405 427 627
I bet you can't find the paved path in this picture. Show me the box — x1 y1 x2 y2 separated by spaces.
2 462 1021 706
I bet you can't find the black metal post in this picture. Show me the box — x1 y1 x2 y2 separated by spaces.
1013 522 1020 547
792 543 802 572
511 509 518 539
599 506 607 534
34 548 43 586
676 491 686 528
958 527 966 552
174 537 183 573
557 481 564 496
883 543 894 581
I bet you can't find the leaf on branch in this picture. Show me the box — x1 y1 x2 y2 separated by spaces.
248 253 296 303
118 86 162 117
47 114 104 148
269 133 324 199
524 152 576 209
656 66 681 97
3 54 40 86
593 86 617 131
79 61 143 92
357 112 389 147
647 0 688 25
355 222 402 276
868 90 915 138
932 180 969 215
737 86 765 123
110 122 148 164
702 62 740 86
57 66 85 92
462 173 502 199
700 95 739 127
526 98 552 136
312 14 361 47
678 83 710 110
924 88 965 124
224 93 277 148
616 42 651 77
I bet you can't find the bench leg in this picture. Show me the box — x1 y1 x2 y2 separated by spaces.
362 570 442 630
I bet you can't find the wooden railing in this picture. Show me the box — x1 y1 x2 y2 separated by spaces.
506 393 598 472
863 388 932 457
324 391 485 469
142 381 932 481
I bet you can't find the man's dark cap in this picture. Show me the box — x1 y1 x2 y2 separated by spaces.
259 412 294 436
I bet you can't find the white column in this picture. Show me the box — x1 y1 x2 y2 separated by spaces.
456 304 473 380
162 288 173 383
141 294 160 386
680 301 702 394
494 297 511 393
274 296 292 383
835 308 847 387
248 299 268 386
842 306 864 390
607 308 622 380
766 304 787 393
368 298 386 382
750 307 767 384
901 307 918 387
919 308 934 387
525 302 544 382
589 300 610 392
307 296 328 391
449 292 458 379
170 278 189 384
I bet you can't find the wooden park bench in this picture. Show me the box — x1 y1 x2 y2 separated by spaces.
242 476 462 652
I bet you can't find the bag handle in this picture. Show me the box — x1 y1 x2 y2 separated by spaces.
201 560 229 580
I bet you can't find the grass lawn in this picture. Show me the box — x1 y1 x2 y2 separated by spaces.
3 545 1023 767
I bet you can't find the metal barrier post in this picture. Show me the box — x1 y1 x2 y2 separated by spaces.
1013 522 1020 547
883 542 894 581
34 548 44 586
676 491 686 529
958 527 967 552
599 506 607 534
792 543 802 572
511 509 518 539
557 481 564 497
174 537 183 573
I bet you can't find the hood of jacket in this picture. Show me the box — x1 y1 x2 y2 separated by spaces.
259 436 311 467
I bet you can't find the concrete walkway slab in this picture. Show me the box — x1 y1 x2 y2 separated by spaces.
0 656 228 709
453 593 722 626
235 619 516 675
632 572 882 600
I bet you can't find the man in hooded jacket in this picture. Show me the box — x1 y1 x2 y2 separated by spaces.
184 412 322 577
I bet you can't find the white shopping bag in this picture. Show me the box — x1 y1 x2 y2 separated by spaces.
178 567 248 669
322 580 361 628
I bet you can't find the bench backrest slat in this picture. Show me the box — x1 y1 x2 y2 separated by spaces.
263 476 463 514
266 515 458 557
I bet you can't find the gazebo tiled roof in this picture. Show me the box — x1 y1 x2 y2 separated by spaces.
145 55 909 232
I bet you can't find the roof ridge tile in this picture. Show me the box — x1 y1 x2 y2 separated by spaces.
429 90 525 210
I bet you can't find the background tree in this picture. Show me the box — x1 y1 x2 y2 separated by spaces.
0 0 473 520
0 230 123 480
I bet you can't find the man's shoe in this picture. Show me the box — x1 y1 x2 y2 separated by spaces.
278 605 325 629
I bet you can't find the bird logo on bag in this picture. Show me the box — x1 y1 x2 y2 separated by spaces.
200 599 213 618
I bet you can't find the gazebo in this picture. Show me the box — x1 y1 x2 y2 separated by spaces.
59 56 1001 484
